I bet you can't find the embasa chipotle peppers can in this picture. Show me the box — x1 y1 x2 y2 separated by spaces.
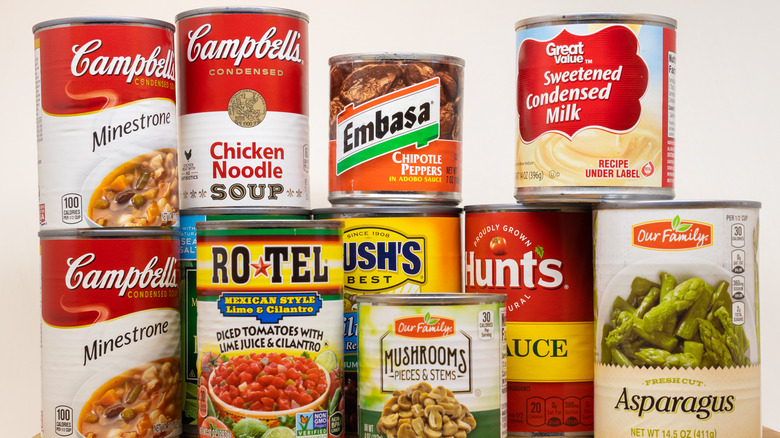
356 293 507 438
515 14 676 200
464 204 593 436
176 7 310 210
39 228 181 438
594 201 761 437
196 220 344 438
34 17 179 229
329 53 464 204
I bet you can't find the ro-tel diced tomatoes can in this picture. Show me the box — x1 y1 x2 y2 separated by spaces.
196 220 344 438
515 14 677 201
594 201 761 438
39 228 181 438
356 293 507 438
33 17 179 230
179 208 310 436
464 204 594 436
176 7 310 210
328 53 464 205
313 206 462 437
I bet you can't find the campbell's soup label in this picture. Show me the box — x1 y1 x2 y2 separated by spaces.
328 54 463 204
464 205 593 434
594 202 761 438
196 221 344 438
357 294 507 438
176 8 310 210
39 231 181 438
515 15 676 192
34 19 179 230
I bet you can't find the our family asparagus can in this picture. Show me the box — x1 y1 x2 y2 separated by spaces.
594 201 760 438
356 293 507 438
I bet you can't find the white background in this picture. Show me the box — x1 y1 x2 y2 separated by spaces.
3 0 778 436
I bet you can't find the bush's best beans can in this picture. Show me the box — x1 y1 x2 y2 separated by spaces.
176 7 310 210
594 201 761 438
39 228 181 438
195 220 344 438
34 17 179 230
464 204 593 436
328 53 464 205
515 14 676 201
356 293 507 438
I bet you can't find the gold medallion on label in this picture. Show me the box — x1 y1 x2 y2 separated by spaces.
228 89 267 128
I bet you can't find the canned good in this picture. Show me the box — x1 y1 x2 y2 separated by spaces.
313 206 463 436
176 7 310 210
195 220 344 438
178 209 309 436
34 17 179 229
514 13 676 201
328 53 464 204
39 228 181 438
356 293 507 438
594 201 761 437
464 204 593 436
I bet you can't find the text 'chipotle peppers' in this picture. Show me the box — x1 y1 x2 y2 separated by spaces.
329 53 464 205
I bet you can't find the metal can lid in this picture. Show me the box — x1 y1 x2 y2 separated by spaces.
313 205 462 218
329 53 465 67
196 219 342 232
181 207 311 218
357 293 506 306
176 7 309 23
39 227 177 239
515 13 677 31
464 203 592 213
33 16 174 33
594 200 762 210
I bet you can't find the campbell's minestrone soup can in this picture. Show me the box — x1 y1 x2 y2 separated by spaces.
33 17 179 230
39 228 181 438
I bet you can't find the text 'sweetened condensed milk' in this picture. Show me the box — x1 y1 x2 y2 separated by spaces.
176 7 310 210
34 17 179 229
357 294 507 438
196 220 344 438
464 204 593 436
515 14 676 200
594 201 761 438
329 53 464 205
39 228 181 438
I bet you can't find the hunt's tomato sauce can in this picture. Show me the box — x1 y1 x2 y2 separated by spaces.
464 204 593 436
329 53 464 205
39 228 181 438
176 7 310 210
515 14 676 201
33 17 179 230
195 220 344 438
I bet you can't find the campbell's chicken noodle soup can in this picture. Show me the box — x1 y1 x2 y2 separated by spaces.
34 17 179 230
39 228 181 438
464 204 593 436
594 201 761 437
313 206 462 437
329 53 464 204
196 220 344 438
515 14 676 201
176 8 310 210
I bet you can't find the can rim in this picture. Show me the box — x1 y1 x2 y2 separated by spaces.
515 13 677 31
176 6 309 22
594 200 762 210
33 16 174 33
329 52 465 67
464 203 592 213
356 293 506 305
39 227 177 239
196 219 342 230
182 207 311 217
312 206 462 217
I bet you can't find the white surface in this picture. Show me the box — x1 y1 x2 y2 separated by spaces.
3 0 778 435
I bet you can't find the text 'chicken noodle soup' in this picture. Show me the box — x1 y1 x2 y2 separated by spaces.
38 228 181 438
329 53 464 205
33 17 179 230
176 7 311 210
357 294 507 438
594 201 761 438
195 220 344 438
515 14 676 201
